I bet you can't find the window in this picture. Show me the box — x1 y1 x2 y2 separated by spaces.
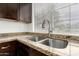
71 4 79 34
53 5 70 34
34 3 79 35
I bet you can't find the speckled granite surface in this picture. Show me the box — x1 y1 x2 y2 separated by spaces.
0 34 79 56
0 32 79 56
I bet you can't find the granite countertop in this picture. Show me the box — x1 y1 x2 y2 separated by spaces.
0 35 79 56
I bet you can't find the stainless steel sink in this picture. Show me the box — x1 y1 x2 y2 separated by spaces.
29 36 46 42
41 38 68 49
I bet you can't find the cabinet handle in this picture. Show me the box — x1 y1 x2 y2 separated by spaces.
1 46 10 49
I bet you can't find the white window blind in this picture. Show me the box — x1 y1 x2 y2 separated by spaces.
71 4 79 34
34 3 79 35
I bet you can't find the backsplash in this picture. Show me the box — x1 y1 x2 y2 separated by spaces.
0 18 32 33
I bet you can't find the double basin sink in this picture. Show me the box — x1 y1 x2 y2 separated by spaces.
28 36 68 49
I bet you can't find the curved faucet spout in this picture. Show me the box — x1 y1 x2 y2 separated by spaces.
42 19 52 37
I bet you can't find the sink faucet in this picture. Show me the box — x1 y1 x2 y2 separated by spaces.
42 19 52 38
42 19 53 49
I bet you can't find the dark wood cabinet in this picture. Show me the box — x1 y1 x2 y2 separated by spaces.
16 41 30 56
0 41 47 56
0 41 17 56
29 48 47 56
5 3 19 20
0 3 32 23
17 42 47 56
0 4 7 19
18 3 32 23
0 3 18 20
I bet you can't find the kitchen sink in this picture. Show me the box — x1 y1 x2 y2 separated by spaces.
29 36 46 42
41 38 68 49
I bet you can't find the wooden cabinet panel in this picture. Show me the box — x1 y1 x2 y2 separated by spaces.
0 40 46 56
29 48 47 56
18 3 32 23
0 3 32 23
5 3 19 20
17 42 30 56
0 41 17 56
0 3 19 20
0 4 7 18
17 42 47 56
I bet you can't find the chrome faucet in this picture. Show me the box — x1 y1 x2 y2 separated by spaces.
42 19 52 37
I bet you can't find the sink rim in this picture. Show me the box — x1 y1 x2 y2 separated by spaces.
28 36 47 42
40 38 68 49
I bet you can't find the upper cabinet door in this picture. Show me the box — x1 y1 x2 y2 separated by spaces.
0 4 7 19
0 3 19 20
0 3 32 23
19 3 32 23
6 3 19 20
